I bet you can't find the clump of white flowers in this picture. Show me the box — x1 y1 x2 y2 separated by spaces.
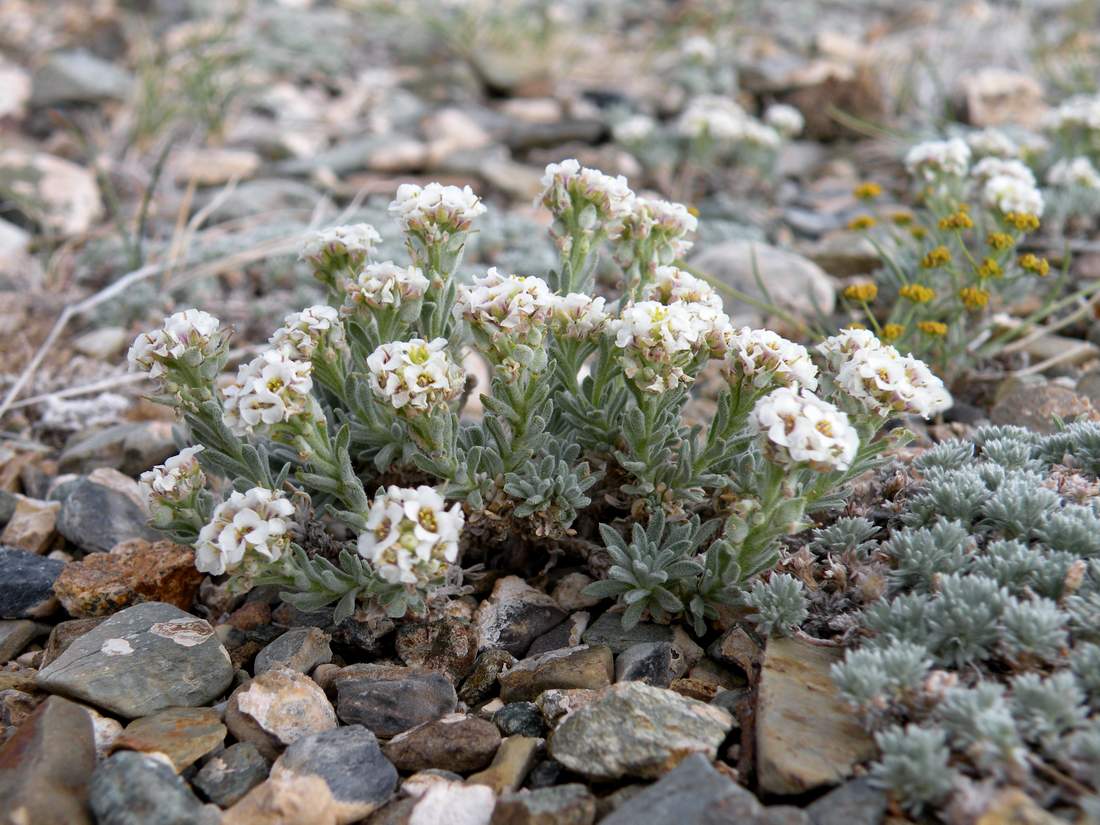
751 386 859 472
981 174 1044 217
905 138 971 182
357 485 464 587
1049 156 1100 190
366 338 464 418
538 158 635 256
454 268 554 356
342 261 429 312
389 182 486 241
127 309 226 383
195 487 296 578
642 265 723 311
966 128 1019 159
139 446 206 529
549 293 609 341
613 114 658 144
764 104 805 139
301 224 383 293
270 305 346 362
1044 93 1100 134
722 327 819 391
610 300 710 393
612 196 698 277
222 349 315 437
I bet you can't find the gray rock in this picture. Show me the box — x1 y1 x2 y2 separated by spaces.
494 702 545 738
56 480 160 554
549 682 734 781
254 627 332 676
89 751 220 825
991 376 1098 435
615 642 687 688
0 491 16 527
459 648 517 706
58 421 176 477
382 713 501 773
0 547 64 618
334 665 457 738
805 778 887 825
0 619 38 661
527 612 589 657
31 50 134 106
491 784 596 825
395 617 479 681
582 612 703 664
36 602 234 718
476 576 567 657
499 645 613 703
193 742 270 808
206 178 323 223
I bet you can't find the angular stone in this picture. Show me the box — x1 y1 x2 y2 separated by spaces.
172 148 261 186
383 713 501 773
805 778 886 825
53 539 202 618
0 495 59 554
708 627 762 675
31 49 133 105
36 602 234 719
56 480 160 554
476 576 567 657
0 688 41 729
226 668 337 760
89 751 220 825
0 546 64 618
756 637 875 795
86 467 145 509
193 742 270 808
498 645 613 703
535 689 598 727
0 696 96 825
395 617 479 681
974 788 1063 825
58 421 176 477
549 682 734 781
491 784 596 825
459 649 516 706
961 68 1046 128
615 642 687 688
375 779 496 825
527 612 589 657
991 377 1100 435
113 707 226 772
550 573 601 612
223 773 339 825
0 620 37 662
335 665 456 738
494 702 545 738
582 612 703 665
254 627 332 676
41 617 104 667
467 735 541 794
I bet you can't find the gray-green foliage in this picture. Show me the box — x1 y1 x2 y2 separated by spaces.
742 573 807 638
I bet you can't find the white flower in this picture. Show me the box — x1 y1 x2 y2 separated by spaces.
195 487 296 577
677 95 749 142
389 182 486 237
128 309 224 379
971 157 1036 186
357 485 464 587
613 115 657 144
835 344 952 418
1044 94 1100 133
611 196 698 265
536 159 635 225
139 446 205 512
453 268 554 347
751 387 859 472
681 35 716 63
550 293 609 340
1048 156 1100 190
610 300 711 392
366 338 465 417
222 349 314 436
269 305 346 361
981 174 1044 217
816 328 883 370
966 128 1019 159
764 104 804 138
300 224 382 266
721 327 819 391
904 138 971 181
642 265 723 311
343 261 429 311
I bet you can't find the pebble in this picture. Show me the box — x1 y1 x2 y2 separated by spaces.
990 376 1100 435
383 713 501 773
335 665 457 738
41 616 104 667
31 49 133 105
58 421 176 477
467 735 541 794
582 612 703 665
0 495 59 554
89 751 221 825
490 784 596 825
494 702 545 738
374 779 496 825
113 706 226 772
254 627 332 676
475 576 567 657
56 479 160 554
395 617 479 681
805 778 887 825
223 773 339 825
0 150 103 236
534 689 597 727
498 645 613 702
0 546 64 618
0 619 38 661
193 742 271 808
526 612 589 657
708 627 762 675
226 667 337 760
458 649 516 706
615 641 687 688
549 573 601 611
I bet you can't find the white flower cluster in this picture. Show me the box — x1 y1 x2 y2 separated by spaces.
300 224 382 267
128 309 224 379
721 327 819 391
610 301 711 392
764 104 805 139
222 349 315 436
366 338 465 417
269 305 346 361
195 487 296 577
1048 156 1100 190
678 96 780 148
537 158 635 225
751 386 859 472
139 446 205 517
680 35 717 63
613 114 657 144
904 138 971 181
388 182 487 238
966 128 1019 159
819 331 952 419
357 485 464 587
642 265 723 311
342 261 429 312
612 197 698 266
549 293 609 340
1044 93 1100 134
454 268 554 348
969 157 1044 216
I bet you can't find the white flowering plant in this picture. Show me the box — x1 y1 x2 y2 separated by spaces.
129 162 948 631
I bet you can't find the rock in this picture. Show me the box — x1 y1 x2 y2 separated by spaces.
53 539 202 617
270 725 398 823
708 627 762 675
31 49 133 105
459 649 516 706
254 627 332 676
172 148 261 186
423 107 493 165
329 609 395 655
805 778 886 825
549 682 734 781
383 713 501 773
0 546 64 618
72 327 131 360
756 637 875 795
494 702 545 738
335 665 457 738
527 612 589 657
194 742 271 808
491 784 596 825
0 495 59 554
524 759 568 790
226 668 337 760
549 573 601 612
89 751 220 825
58 421 176 476
206 178 323 223
375 779 496 825
86 467 145 509
36 602 234 718
467 735 541 794
0 620 37 661
476 576 567 657
87 706 123 759
224 774 339 825
687 240 836 326
960 68 1046 128
582 612 703 665
0 61 30 119
56 479 160 554
615 642 687 688
0 696 96 825
41 617 104 667
805 231 880 277
113 707 226 772
671 658 744 702
776 141 828 180
772 64 884 141
277 134 427 176
499 645 613 703
395 617 479 681
535 689 598 727
503 119 605 152
974 788 1063 825
991 377 1100 434
0 150 103 236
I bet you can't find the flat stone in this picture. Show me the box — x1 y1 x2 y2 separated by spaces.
491 784 596 825
31 49 133 105
0 546 64 618
41 617 104 667
384 712 501 773
86 467 145 509
0 495 59 554
615 642 687 688
499 645 613 703
172 148 261 186
0 620 38 661
374 779 496 825
549 682 734 781
395 617 479 681
582 612 703 665
0 696 96 825
254 627 332 676
113 707 226 772
527 612 589 657
960 68 1047 129
56 480 160 554
535 689 598 727
467 735 541 794
335 665 457 738
805 231 880 277
54 539 202 618
223 774 339 825
756 637 875 795
476 576 567 657
193 742 270 808
805 778 886 825
72 327 130 360
974 788 1063 825
494 702 545 738
89 751 220 825
459 649 516 706
226 668 337 760
550 573 601 612
58 421 176 477
36 602 234 719
991 377 1100 435
708 627 762 675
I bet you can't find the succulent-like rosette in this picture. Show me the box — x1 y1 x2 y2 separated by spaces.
366 338 465 417
904 138 971 181
610 300 712 393
128 309 227 384
357 485 464 587
222 349 315 437
550 293 609 341
388 182 486 243
139 446 206 527
751 387 859 472
269 305 347 362
721 327 819 391
300 224 382 281
453 268 554 353
642 265 723 311
764 104 805 138
342 261 429 313
195 487 296 577
834 343 953 419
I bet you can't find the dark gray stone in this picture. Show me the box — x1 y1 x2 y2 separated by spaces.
526 613 588 657
253 627 332 676
805 778 887 825
89 751 219 825
582 612 679 655
382 714 501 773
476 576 567 658
193 742 270 808
615 642 686 688
0 491 16 527
335 666 457 738
56 480 159 554
458 649 516 706
0 619 38 661
36 602 234 719
0 547 64 618
494 702 545 738
31 50 134 106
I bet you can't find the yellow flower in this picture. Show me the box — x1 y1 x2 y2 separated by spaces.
687 205 700 218
847 214 877 231
891 211 914 226
1019 253 1051 277
918 320 948 336
882 324 905 342
921 246 951 268
900 283 935 303
853 182 882 200
987 232 1014 251
939 209 975 230
910 226 928 240
843 282 878 302
1005 212 1040 232
845 322 867 330
959 286 990 310
977 257 1003 279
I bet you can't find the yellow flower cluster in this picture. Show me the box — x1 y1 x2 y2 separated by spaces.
921 246 951 268
918 320 948 336
900 284 935 303
939 209 974 231
843 283 878 302
987 232 1014 250
977 258 1003 279
853 182 882 200
891 211 914 226
1019 253 1051 277
959 286 990 310
882 323 905 341
847 215 876 231
1004 212 1040 232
